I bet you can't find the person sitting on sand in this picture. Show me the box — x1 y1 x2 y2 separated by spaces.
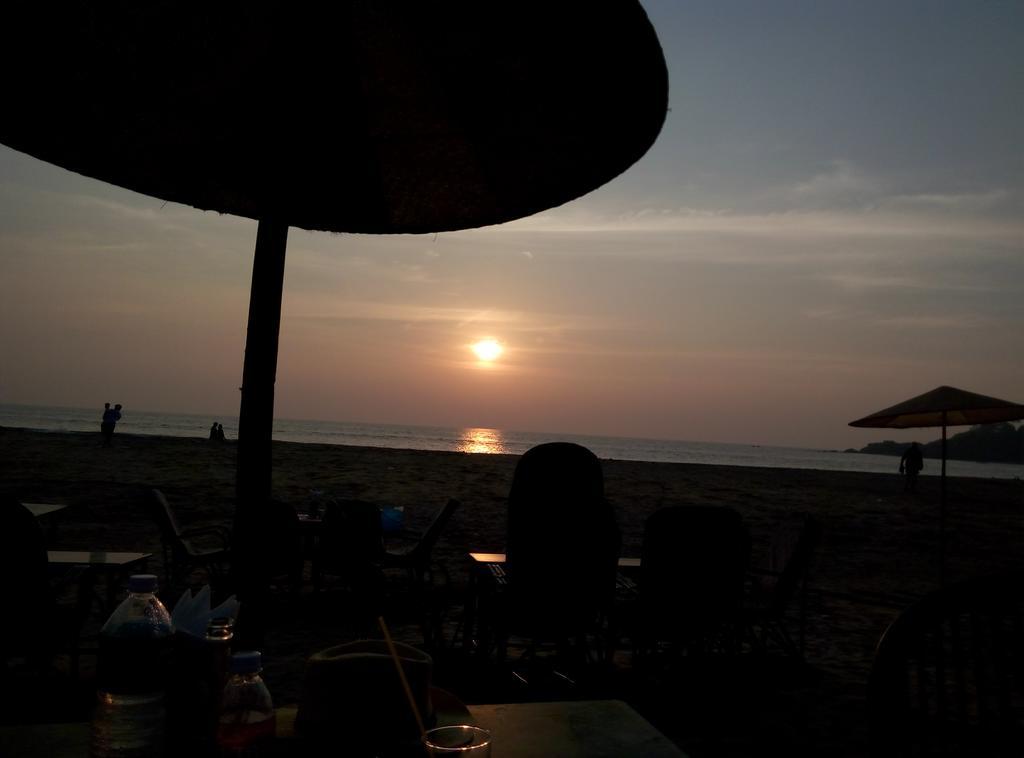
216 423 226 441
210 421 219 440
899 442 923 492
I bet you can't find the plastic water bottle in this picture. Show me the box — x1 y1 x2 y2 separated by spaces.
216 651 276 756
90 574 174 758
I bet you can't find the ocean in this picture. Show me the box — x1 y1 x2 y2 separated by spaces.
2 403 1021 481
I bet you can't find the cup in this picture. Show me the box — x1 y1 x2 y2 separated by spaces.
423 725 491 756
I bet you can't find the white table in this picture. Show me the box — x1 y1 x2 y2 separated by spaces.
48 550 152 607
22 502 68 539
23 502 68 519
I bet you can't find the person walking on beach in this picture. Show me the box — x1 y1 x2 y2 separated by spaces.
899 441 923 492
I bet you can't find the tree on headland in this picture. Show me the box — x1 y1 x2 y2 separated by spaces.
858 422 1023 464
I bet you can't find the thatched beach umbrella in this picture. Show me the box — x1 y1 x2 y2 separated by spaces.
1 4 667 499
1 2 667 631
850 385 1024 583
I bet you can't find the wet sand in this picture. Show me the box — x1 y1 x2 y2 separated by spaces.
3 426 1022 756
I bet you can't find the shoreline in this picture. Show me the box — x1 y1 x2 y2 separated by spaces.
4 423 1020 480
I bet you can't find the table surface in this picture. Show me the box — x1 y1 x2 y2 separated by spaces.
295 514 409 542
468 700 687 757
469 552 641 569
47 550 151 566
0 699 687 758
22 502 67 518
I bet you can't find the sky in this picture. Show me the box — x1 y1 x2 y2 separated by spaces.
1 1 1022 450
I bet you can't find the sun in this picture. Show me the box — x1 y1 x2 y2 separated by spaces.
471 339 503 362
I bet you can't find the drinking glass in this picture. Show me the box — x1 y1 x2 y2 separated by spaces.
422 725 491 756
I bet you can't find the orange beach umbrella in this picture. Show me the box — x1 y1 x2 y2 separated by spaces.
850 385 1024 584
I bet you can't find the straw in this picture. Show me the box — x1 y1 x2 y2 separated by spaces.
377 615 427 738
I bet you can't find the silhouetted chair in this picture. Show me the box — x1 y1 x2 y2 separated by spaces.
740 512 821 656
382 498 460 584
868 571 1024 757
148 489 231 588
312 499 385 593
1 498 95 677
382 498 461 647
634 505 751 661
494 442 621 668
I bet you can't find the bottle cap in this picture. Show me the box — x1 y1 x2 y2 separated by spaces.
229 650 262 674
127 574 159 593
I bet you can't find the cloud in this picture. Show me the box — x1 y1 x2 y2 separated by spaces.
288 300 526 327
880 189 1018 213
812 272 996 294
495 205 1023 246
787 159 878 208
872 313 992 330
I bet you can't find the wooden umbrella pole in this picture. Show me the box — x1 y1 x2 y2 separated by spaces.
237 218 289 504
234 217 289 645
939 413 947 587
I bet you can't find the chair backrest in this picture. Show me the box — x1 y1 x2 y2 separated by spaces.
149 489 184 540
0 498 56 654
757 512 821 615
320 499 385 568
505 442 620 633
640 505 751 634
868 571 1024 757
410 498 460 564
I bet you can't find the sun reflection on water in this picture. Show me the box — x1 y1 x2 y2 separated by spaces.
456 427 508 455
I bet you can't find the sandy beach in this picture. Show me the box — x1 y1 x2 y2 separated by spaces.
3 425 1022 756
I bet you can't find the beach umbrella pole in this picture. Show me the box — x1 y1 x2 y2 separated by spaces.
237 218 289 507
940 413 947 586
233 218 289 643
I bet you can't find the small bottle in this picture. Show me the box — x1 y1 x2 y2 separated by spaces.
216 650 275 756
205 616 235 699
194 616 236 752
91 574 174 758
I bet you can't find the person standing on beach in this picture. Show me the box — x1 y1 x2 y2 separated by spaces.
100 403 116 446
899 441 923 492
103 403 123 446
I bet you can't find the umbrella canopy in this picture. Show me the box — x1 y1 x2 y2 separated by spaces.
0 2 667 234
1 2 667 498
850 385 1024 586
1 2 669 639
849 386 1024 430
